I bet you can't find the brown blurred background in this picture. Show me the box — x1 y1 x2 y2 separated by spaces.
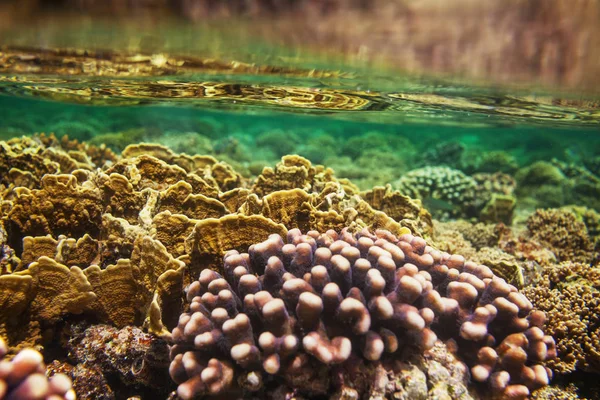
1 0 599 93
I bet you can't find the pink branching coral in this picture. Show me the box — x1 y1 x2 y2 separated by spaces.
169 228 556 399
0 337 75 400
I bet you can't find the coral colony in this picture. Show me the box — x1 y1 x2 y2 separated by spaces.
170 229 555 399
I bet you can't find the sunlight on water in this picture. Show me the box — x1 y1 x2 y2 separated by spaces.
0 46 599 128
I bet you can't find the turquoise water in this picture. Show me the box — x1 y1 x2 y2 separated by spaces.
1 67 599 218
1 89 598 189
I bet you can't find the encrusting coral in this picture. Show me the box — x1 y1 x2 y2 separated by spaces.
169 228 555 399
438 221 500 250
46 323 173 400
66 323 172 393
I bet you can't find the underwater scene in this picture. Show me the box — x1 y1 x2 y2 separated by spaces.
0 1 599 399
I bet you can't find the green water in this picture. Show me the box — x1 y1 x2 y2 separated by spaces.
1 79 598 179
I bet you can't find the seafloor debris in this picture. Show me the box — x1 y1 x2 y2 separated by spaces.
170 228 555 399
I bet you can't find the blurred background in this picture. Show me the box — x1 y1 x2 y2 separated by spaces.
1 0 600 93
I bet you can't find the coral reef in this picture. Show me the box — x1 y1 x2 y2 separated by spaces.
169 228 555 399
156 132 214 157
255 130 300 158
0 134 447 397
515 161 566 209
420 143 519 176
296 134 338 165
340 132 414 161
469 151 519 175
2 131 600 398
516 160 600 212
493 206 597 270
419 142 465 170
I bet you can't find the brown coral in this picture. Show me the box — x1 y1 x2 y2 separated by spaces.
106 154 219 196
84 260 142 327
152 211 199 258
0 134 116 192
22 257 97 324
239 189 314 231
18 234 99 271
5 175 104 250
157 181 229 219
130 236 186 335
252 155 339 197
361 185 434 236
96 172 150 224
479 194 516 225
0 139 60 186
526 209 594 264
0 273 36 348
184 214 288 271
470 247 525 288
522 262 600 374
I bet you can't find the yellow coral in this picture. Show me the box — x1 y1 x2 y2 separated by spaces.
22 257 96 323
84 260 142 327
